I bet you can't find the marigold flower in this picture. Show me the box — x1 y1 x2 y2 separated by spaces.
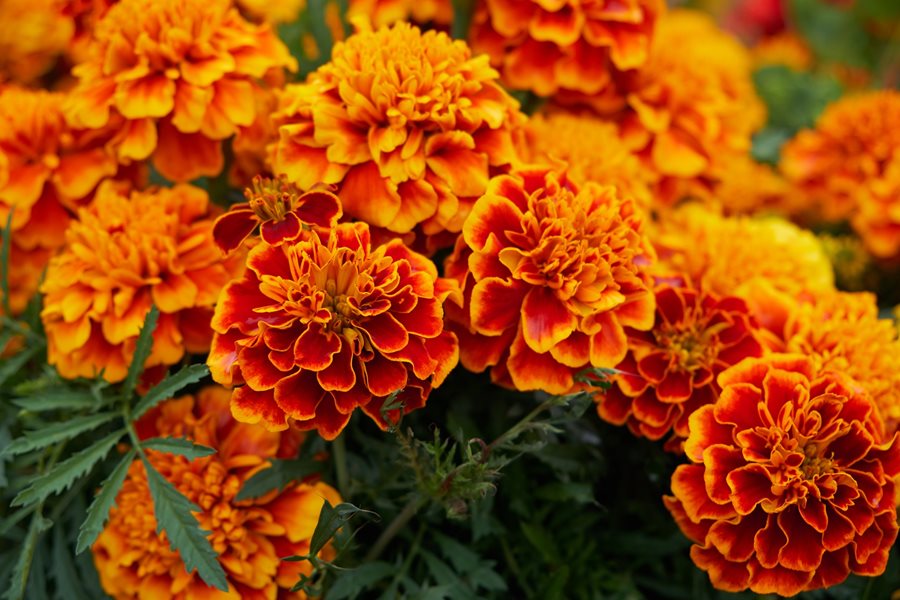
665 354 900 595
347 0 453 27
515 111 652 209
65 0 297 183
237 0 306 23
94 386 341 599
269 22 523 250
596 282 764 450
444 167 655 395
615 10 765 205
713 155 795 217
213 176 342 254
752 31 813 71
469 0 663 97
852 152 900 259
781 91 900 235
41 182 242 382
208 222 460 440
0 0 73 85
652 205 834 300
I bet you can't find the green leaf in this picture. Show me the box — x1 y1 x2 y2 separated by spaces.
75 448 136 554
753 65 843 133
1 209 14 318
326 561 395 600
0 424 10 487
3 413 118 457
11 429 124 508
12 391 97 412
535 482 597 506
520 522 559 565
122 306 159 400
235 457 322 501
0 345 40 389
751 127 793 165
790 0 873 68
132 363 208 420
308 501 377 557
4 512 51 600
51 526 89 600
142 437 215 459
143 459 229 592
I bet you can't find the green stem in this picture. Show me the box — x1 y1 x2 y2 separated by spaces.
486 395 559 454
332 433 350 497
364 494 425 563
387 523 424 588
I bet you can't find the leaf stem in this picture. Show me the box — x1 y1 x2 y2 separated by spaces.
364 494 425 563
486 395 560 454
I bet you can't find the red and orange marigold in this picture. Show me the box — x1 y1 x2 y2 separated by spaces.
208 222 460 440
781 91 900 258
596 282 765 450
469 0 663 98
41 182 242 382
444 167 655 395
665 354 900 595
269 22 523 252
64 0 297 183
94 386 341 599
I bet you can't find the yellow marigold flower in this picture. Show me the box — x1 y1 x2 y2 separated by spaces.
444 167 655 395
653 205 834 300
0 0 73 85
713 155 795 217
617 10 765 206
751 31 813 70
94 386 341 599
237 0 306 23
208 222 460 440
65 0 297 183
515 111 653 209
41 182 243 383
469 0 663 98
270 22 523 252
348 0 453 27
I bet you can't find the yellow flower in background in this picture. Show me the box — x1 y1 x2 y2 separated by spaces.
65 0 297 183
270 22 523 252
348 0 453 28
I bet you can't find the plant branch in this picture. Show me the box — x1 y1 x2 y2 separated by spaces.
364 494 425 563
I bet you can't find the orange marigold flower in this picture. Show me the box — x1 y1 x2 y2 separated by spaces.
444 167 655 395
41 182 242 382
515 111 653 209
616 10 765 205
208 222 460 440
781 91 900 233
269 22 523 250
0 0 73 85
752 31 813 71
652 205 834 300
852 152 900 259
237 0 306 23
712 155 795 217
596 282 764 450
65 0 297 183
347 0 453 27
213 176 342 254
94 386 341 599
469 0 663 97
664 354 900 595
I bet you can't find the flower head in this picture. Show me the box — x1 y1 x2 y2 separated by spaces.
515 111 652 209
597 282 764 450
712 155 795 217
615 10 765 205
41 182 242 382
213 176 342 254
781 91 900 236
0 0 73 85
445 167 655 395
270 22 523 250
469 0 663 97
208 222 460 440
347 0 453 27
652 205 834 300
65 0 297 183
93 386 341 599
665 354 900 595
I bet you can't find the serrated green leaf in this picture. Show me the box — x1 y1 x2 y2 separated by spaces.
0 345 40 389
433 532 479 573
143 459 229 592
235 457 322 501
3 413 118 458
1 210 13 318
326 561 394 600
4 512 51 600
122 306 159 401
143 437 215 459
132 363 208 420
12 391 97 412
51 526 89 600
308 501 377 557
11 429 124 508
75 448 136 554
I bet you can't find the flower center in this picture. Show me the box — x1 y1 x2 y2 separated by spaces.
799 443 835 479
246 176 301 223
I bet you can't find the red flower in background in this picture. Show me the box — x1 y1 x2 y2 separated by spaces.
665 354 900 596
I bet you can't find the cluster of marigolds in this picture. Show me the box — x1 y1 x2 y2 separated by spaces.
2 0 900 597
